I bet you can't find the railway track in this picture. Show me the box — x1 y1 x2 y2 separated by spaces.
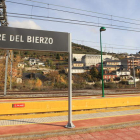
0 89 140 99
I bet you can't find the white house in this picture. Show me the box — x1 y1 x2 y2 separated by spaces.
29 58 45 66
29 58 38 66
72 67 85 73
116 70 130 77
82 54 115 66
73 54 85 61
37 61 45 66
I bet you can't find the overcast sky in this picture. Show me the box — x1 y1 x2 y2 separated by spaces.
6 0 140 54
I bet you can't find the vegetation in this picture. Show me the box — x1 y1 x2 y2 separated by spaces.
72 43 101 54
0 43 138 91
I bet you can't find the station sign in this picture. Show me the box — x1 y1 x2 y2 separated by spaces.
12 103 25 108
0 26 69 52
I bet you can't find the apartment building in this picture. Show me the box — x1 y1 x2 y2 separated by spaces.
121 58 140 70
104 60 121 65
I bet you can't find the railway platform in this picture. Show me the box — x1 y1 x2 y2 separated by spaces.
0 108 140 139
0 93 140 139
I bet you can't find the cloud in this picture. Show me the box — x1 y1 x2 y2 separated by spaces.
9 20 41 30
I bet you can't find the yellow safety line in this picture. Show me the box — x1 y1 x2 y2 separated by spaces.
0 106 140 124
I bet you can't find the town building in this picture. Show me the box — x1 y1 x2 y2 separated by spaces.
72 61 84 67
72 67 85 74
82 54 115 66
29 58 39 66
116 70 130 77
126 54 140 58
116 70 131 80
121 58 140 70
103 65 121 73
73 54 85 61
65 66 90 74
104 60 121 65
103 74 117 82
29 58 45 66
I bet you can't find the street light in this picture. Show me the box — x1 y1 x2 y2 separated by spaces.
100 27 106 97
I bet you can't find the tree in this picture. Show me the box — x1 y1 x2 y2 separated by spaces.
97 68 102 80
35 78 42 90
90 66 99 81
47 59 53 67
56 53 60 60
73 57 77 61
0 58 5 89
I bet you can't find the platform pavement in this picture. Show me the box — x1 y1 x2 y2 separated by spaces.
35 126 140 140
1 108 140 139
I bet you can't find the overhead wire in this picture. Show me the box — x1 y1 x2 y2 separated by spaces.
8 12 140 31
7 13 140 33
25 0 140 22
6 1 140 52
72 41 139 50
73 39 138 48
72 40 139 51
6 1 140 26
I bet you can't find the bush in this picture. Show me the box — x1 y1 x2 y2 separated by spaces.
72 83 85 90
84 84 94 89
94 82 102 88
119 81 128 85
54 82 68 89
104 82 117 89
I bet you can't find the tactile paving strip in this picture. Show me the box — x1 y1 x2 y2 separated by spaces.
0 109 140 126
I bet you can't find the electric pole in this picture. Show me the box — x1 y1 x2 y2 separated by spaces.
9 50 13 90
0 0 9 95
0 0 8 26
132 57 136 87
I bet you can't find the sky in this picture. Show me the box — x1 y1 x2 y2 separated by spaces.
6 0 140 54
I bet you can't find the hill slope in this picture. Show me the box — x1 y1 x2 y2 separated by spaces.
72 43 100 54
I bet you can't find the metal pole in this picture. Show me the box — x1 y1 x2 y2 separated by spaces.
100 31 105 97
65 33 75 128
133 57 136 87
4 50 9 96
10 50 13 90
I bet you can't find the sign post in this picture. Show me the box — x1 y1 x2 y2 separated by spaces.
0 26 75 128
65 34 75 128
4 50 9 96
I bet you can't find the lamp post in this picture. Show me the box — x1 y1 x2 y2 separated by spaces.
100 27 106 97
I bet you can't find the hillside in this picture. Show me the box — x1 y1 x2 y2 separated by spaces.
0 43 101 57
72 43 101 54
